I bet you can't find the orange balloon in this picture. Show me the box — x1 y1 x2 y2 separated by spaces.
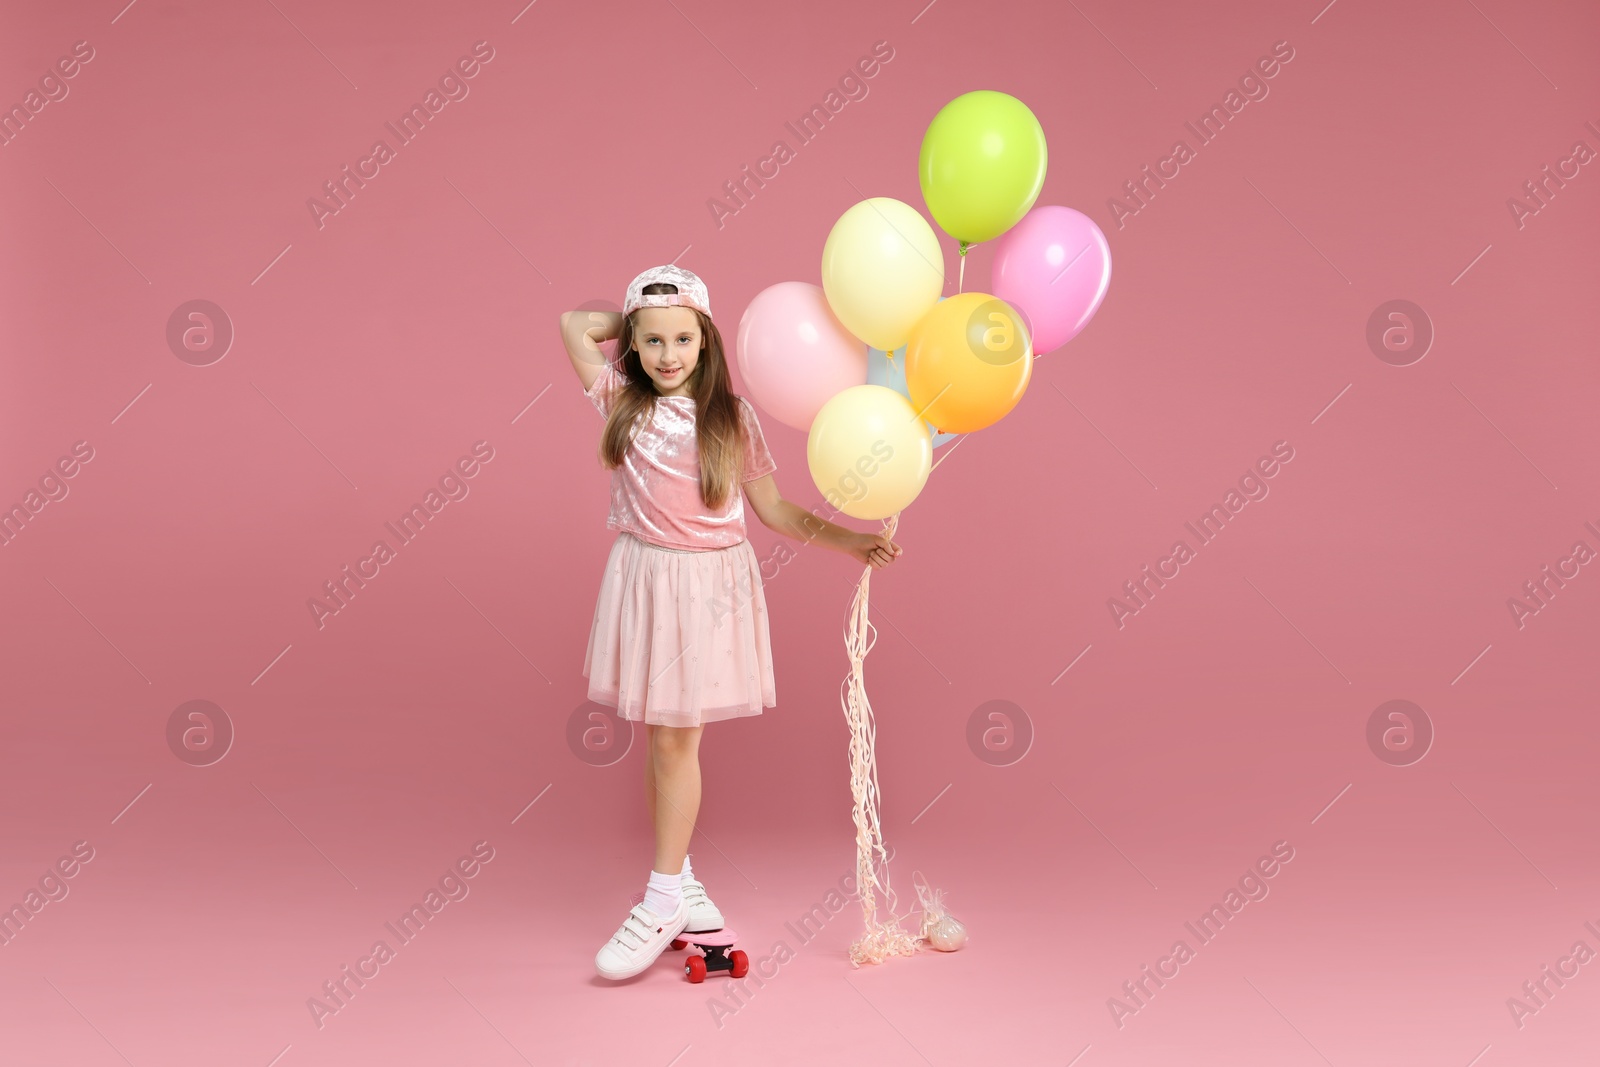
904 292 1033 433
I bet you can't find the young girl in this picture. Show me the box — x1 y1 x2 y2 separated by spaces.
561 264 903 981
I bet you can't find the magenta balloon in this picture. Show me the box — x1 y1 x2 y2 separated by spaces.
990 205 1111 355
735 281 868 432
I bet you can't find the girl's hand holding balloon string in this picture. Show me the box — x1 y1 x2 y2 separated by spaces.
850 532 903 569
746 476 902 568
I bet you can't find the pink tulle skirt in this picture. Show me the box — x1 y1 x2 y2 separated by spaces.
584 531 777 727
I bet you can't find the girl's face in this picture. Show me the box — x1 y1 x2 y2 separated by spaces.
631 306 702 397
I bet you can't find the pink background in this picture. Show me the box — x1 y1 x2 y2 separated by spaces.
2 0 1597 1064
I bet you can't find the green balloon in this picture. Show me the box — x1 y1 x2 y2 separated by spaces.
918 90 1047 247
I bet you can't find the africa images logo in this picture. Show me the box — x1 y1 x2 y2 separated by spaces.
1107 40 1297 229
306 42 496 230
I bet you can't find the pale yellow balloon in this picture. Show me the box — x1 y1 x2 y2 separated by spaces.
821 198 945 352
807 385 933 520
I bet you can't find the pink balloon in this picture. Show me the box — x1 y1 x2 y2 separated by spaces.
736 281 868 432
991 205 1112 356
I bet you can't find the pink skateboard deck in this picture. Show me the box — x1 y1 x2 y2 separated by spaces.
668 928 747 983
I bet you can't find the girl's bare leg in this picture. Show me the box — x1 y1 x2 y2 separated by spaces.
650 723 703 875
644 724 657 826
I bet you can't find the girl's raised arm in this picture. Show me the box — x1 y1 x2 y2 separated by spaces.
559 309 623 392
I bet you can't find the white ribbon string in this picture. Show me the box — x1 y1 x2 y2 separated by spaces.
842 509 922 967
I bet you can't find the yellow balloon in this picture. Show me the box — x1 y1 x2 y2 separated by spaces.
821 197 945 352
905 292 1033 433
807 385 933 520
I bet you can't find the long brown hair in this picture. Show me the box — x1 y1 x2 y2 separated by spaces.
598 282 748 511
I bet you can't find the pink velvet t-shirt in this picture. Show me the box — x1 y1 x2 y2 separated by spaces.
585 360 777 551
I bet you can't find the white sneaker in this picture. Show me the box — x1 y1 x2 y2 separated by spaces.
681 878 725 933
631 881 724 933
595 894 690 980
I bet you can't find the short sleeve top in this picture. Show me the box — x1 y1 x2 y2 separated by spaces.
584 360 777 551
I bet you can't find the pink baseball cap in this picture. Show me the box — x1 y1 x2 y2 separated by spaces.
623 264 712 318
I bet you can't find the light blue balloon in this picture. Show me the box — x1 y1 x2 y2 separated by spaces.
866 344 960 448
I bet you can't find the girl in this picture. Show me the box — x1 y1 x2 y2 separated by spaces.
561 264 903 981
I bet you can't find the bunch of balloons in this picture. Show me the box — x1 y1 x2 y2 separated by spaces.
736 90 1112 520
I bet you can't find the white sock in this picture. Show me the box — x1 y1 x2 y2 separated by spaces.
642 869 682 918
680 854 694 882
